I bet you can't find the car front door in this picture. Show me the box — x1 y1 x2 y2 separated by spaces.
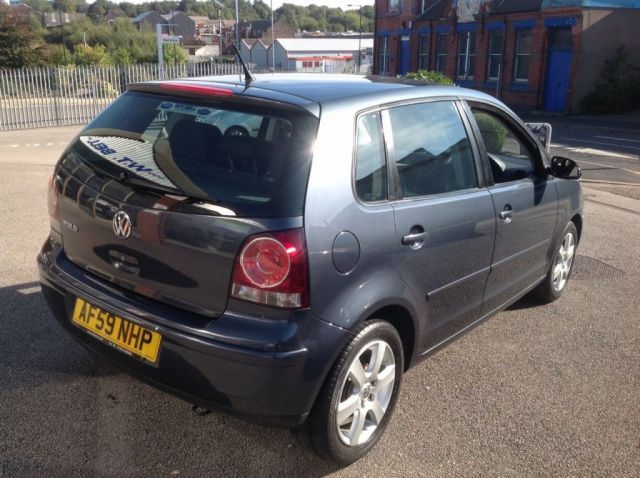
387 99 496 351
465 102 558 315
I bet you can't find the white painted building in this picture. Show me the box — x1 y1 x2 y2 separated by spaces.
268 38 374 73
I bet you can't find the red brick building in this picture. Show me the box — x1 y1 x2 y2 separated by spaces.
374 0 640 113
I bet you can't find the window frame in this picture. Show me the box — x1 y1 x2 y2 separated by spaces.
436 32 449 73
456 31 476 80
513 28 533 83
418 33 430 70
376 98 487 202
352 109 390 204
486 29 504 81
461 100 547 186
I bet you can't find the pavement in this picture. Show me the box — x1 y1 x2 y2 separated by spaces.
1 119 639 477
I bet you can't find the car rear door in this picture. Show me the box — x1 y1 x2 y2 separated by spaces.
387 99 496 351
463 101 558 315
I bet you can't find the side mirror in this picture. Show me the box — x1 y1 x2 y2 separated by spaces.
526 122 552 152
549 156 582 180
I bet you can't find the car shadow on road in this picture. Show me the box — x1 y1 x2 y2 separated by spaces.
506 293 543 311
0 281 343 476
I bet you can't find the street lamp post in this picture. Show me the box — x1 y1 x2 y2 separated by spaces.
347 4 363 74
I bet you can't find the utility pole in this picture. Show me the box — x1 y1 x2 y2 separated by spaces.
271 0 275 71
235 0 240 49
348 4 364 74
56 0 67 63
218 9 223 58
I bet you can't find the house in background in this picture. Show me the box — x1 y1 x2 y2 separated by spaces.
43 11 86 28
10 2 43 23
238 18 295 41
374 0 640 113
132 11 165 32
162 11 196 40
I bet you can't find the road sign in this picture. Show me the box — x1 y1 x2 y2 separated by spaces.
163 36 180 44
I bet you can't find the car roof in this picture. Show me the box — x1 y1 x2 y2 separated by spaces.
135 73 503 116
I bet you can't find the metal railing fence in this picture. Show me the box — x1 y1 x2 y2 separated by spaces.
0 62 243 131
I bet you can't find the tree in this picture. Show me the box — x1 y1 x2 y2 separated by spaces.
87 0 107 23
23 0 54 13
253 0 271 20
163 44 188 65
0 4 45 67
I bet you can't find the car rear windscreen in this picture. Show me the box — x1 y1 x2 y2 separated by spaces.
70 91 318 217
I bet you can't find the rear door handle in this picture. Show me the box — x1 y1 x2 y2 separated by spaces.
402 231 428 248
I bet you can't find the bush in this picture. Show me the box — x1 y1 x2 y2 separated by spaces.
405 69 455 85
581 45 640 114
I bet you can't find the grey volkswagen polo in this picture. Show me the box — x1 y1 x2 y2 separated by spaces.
38 74 582 464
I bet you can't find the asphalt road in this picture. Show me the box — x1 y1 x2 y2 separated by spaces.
1 123 639 477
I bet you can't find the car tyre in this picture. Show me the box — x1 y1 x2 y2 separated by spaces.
296 319 404 464
534 221 578 303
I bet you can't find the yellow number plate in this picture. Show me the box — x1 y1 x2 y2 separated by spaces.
72 297 162 363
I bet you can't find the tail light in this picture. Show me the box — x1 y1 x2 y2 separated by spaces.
231 228 309 309
47 174 61 232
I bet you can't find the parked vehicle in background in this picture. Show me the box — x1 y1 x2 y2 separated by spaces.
38 74 582 464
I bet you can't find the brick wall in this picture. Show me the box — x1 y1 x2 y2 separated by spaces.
375 2 587 113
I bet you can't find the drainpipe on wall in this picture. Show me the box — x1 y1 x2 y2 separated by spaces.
498 16 507 101
373 1 378 74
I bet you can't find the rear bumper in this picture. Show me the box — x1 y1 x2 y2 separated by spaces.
38 238 348 427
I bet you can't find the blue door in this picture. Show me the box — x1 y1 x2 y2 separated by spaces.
544 28 573 112
399 38 410 75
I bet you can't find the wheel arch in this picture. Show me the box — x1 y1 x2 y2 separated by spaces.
571 213 582 243
362 304 417 372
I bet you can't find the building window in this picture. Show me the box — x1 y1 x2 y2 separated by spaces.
388 0 402 11
457 31 476 80
418 34 429 70
379 37 390 74
514 28 532 82
487 29 504 81
436 32 448 73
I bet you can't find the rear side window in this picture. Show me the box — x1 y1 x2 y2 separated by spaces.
388 101 477 198
355 112 387 202
73 91 318 217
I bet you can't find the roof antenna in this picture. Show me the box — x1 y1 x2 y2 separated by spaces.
232 43 255 88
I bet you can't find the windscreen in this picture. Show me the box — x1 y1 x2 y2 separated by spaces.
71 91 318 217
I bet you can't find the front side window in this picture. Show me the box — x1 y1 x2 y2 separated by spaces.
471 108 536 183
514 28 532 82
355 112 387 202
388 101 478 198
436 33 448 73
457 31 476 79
418 34 429 70
487 29 504 80
379 37 390 74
